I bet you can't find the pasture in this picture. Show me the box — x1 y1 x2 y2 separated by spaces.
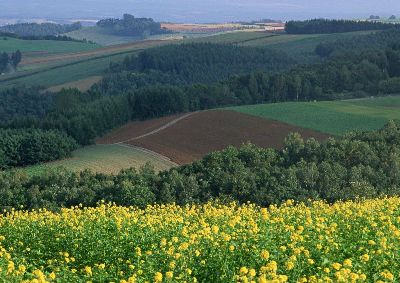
0 36 98 55
0 39 170 88
229 96 400 135
25 144 175 175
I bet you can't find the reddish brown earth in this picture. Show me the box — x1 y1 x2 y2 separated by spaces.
126 110 329 164
96 114 185 144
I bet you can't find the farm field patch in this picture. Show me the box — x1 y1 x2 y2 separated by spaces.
97 114 186 144
0 197 399 282
46 76 102 92
25 144 175 175
126 110 328 164
0 36 99 56
229 96 400 135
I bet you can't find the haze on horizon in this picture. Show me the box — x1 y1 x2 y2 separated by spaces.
0 0 398 23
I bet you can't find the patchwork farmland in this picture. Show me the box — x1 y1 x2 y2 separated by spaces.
99 110 329 164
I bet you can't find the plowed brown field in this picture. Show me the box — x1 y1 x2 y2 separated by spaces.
96 114 185 144
104 110 329 164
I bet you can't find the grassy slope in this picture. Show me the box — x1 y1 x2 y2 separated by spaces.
0 42 159 88
25 144 175 176
0 36 99 54
229 96 400 136
65 27 143 46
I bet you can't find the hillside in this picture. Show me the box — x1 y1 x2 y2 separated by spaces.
229 96 400 135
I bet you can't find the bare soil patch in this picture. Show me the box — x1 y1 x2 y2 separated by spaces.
127 110 330 164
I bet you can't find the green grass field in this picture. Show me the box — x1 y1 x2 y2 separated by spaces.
0 36 99 54
229 96 400 136
65 26 181 46
25 144 175 176
0 47 147 88
65 27 143 46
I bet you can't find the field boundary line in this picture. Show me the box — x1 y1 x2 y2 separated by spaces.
114 143 178 166
116 112 197 144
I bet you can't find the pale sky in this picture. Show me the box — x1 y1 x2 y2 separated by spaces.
0 0 398 22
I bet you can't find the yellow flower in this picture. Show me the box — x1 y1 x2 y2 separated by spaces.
286 261 295 270
49 272 56 280
249 268 256 277
166 271 173 279
239 266 248 275
331 262 341 270
343 259 352 267
84 266 92 276
154 272 163 282
260 250 269 260
360 254 370 262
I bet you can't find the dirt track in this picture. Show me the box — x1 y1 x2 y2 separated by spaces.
97 114 186 144
123 110 329 164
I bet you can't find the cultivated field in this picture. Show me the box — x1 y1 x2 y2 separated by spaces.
99 110 328 164
1 197 399 282
0 36 98 56
25 144 175 175
229 96 400 135
0 39 171 88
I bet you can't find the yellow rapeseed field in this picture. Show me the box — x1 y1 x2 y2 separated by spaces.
0 198 399 282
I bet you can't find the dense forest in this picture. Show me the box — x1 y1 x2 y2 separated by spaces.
0 128 77 169
285 19 398 34
0 22 82 37
96 14 170 37
0 121 398 210
0 50 22 73
106 43 295 86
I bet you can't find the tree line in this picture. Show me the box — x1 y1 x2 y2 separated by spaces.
0 128 77 169
97 14 170 38
285 19 398 34
0 121 398 211
0 32 94 43
0 50 21 73
0 22 82 37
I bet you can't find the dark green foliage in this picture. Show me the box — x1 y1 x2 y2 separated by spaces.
1 122 399 210
0 22 82 37
96 14 170 37
0 128 77 169
0 50 22 73
107 43 295 84
314 29 400 58
285 19 398 34
0 87 53 122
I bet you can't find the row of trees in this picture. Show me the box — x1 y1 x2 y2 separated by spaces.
0 128 77 169
0 22 82 37
285 19 398 34
97 14 170 37
0 50 21 73
0 121 398 210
